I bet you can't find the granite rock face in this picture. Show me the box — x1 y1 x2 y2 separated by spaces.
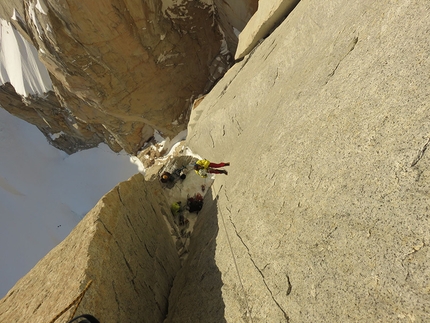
0 174 181 323
234 0 300 59
0 0 225 154
0 83 111 153
2 0 430 322
213 0 258 54
172 0 430 321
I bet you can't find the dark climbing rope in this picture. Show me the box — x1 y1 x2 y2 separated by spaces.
48 280 93 323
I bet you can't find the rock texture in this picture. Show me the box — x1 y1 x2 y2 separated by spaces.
2 0 430 322
234 0 299 59
213 0 258 54
0 0 225 154
0 0 261 154
0 174 181 323
170 0 430 321
0 83 110 154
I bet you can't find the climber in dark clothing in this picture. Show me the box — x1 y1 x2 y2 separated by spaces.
160 168 186 188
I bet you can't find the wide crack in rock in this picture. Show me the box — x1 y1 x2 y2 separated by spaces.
136 140 215 264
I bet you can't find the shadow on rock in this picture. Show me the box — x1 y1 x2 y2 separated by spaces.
164 188 226 323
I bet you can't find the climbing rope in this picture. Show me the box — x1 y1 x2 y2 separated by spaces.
48 280 93 323
216 185 254 323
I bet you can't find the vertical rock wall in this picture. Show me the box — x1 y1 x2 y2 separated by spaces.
177 0 430 321
213 0 258 54
0 0 224 154
0 0 263 155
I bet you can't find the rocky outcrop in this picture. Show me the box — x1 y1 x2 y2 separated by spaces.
234 0 300 59
2 0 430 322
0 83 111 153
0 174 181 323
0 17 113 153
0 0 262 155
170 0 430 321
213 0 258 54
0 0 227 154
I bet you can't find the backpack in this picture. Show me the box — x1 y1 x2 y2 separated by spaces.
187 193 204 213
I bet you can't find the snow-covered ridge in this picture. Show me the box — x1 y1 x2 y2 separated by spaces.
0 18 52 96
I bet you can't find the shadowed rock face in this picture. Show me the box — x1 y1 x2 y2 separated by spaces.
163 189 226 323
213 0 258 54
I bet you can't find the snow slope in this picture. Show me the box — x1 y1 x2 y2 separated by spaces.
0 108 138 297
0 19 52 96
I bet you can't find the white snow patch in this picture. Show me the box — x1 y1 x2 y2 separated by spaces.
0 19 52 96
217 25 230 56
163 165 214 206
11 9 18 21
146 130 213 221
49 131 65 140
27 2 43 40
220 38 229 55
163 129 188 154
130 156 145 173
36 0 48 15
